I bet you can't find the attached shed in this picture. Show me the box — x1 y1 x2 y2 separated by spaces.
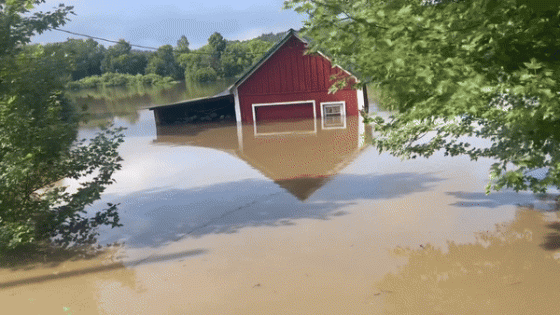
151 92 235 125
150 29 368 126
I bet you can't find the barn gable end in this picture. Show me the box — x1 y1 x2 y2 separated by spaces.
237 36 355 95
231 29 366 124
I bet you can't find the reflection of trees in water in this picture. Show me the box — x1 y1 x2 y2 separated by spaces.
68 79 236 126
0 245 134 314
0 244 119 271
376 208 560 314
0 245 205 314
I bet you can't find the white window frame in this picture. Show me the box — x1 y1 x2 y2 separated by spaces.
252 100 317 136
320 101 346 130
356 88 365 112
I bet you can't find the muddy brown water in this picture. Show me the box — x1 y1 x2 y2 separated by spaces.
2 87 560 314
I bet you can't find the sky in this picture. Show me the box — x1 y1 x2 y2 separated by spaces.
31 0 306 50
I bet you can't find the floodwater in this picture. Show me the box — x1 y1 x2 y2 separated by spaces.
2 83 560 314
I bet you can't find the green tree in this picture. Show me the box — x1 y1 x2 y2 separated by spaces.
208 32 226 75
173 35 190 77
286 0 560 194
221 41 251 77
57 38 106 80
192 66 217 82
221 39 272 77
0 0 70 56
246 39 273 64
146 44 181 79
101 39 130 73
178 45 215 82
208 32 226 57
0 0 124 251
105 39 131 57
175 35 190 55
101 40 147 75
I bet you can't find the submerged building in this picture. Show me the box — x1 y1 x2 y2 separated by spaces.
150 29 368 128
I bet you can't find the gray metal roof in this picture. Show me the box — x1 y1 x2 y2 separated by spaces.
148 93 233 110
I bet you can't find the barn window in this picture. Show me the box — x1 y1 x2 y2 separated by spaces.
321 101 346 129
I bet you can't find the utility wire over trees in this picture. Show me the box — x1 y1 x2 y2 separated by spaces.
286 0 560 194
101 39 148 75
48 28 277 84
52 28 275 56
146 44 183 79
54 28 160 50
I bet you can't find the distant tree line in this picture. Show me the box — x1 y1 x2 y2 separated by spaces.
43 31 282 89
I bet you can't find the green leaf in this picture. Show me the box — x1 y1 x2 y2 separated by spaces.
520 73 533 81
397 5 412 17
541 89 554 98
523 58 542 70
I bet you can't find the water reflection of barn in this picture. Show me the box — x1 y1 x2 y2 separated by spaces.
154 117 371 200
149 29 368 126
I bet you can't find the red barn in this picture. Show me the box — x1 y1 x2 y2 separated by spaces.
232 29 367 126
150 29 368 126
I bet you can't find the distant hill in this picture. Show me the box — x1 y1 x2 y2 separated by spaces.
254 31 288 43
225 30 291 46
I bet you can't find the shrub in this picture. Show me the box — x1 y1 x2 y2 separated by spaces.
68 73 176 90
80 75 102 88
190 67 217 82
158 76 174 85
66 81 82 90
138 73 162 85
101 73 128 87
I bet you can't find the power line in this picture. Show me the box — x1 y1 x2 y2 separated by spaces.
54 28 159 50
52 28 273 56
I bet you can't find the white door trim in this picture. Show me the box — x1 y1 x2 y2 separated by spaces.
251 100 317 136
233 87 242 123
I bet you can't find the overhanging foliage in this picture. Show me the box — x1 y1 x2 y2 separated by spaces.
286 0 560 193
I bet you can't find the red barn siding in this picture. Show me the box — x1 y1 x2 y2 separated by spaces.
240 91 359 123
237 36 359 123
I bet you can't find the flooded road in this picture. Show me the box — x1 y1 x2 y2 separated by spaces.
2 96 560 314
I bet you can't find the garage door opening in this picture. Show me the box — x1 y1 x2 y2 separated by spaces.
252 100 317 136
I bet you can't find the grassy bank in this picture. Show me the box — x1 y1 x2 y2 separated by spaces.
67 73 177 90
